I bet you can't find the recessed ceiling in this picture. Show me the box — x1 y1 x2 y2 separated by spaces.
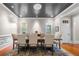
3 3 72 18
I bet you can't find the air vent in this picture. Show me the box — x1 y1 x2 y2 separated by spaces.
62 20 69 24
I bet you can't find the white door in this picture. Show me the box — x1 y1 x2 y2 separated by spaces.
61 19 71 43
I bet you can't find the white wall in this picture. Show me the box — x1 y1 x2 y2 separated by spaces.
72 14 79 44
54 17 61 38
18 18 54 34
0 4 17 35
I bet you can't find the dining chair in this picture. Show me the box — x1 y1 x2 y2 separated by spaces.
45 34 54 48
17 34 26 54
44 34 54 51
44 34 54 54
12 34 18 49
29 33 38 54
54 33 62 49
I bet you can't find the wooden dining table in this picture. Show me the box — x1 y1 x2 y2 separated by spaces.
37 37 45 46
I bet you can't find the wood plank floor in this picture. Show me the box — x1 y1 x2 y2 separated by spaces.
61 43 79 56
0 45 12 56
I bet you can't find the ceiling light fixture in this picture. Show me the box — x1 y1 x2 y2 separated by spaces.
33 3 42 11
33 3 42 17
19 15 22 18
11 5 14 8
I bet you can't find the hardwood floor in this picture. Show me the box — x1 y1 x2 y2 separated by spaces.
1 43 79 56
61 43 79 56
0 45 12 56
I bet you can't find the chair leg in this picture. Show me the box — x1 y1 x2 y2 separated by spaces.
51 45 54 55
25 44 26 54
18 44 19 54
44 45 46 54
28 45 31 55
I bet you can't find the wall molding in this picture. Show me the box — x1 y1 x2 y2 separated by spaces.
1 3 18 18
55 3 79 19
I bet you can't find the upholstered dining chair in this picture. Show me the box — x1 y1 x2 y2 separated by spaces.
45 34 54 48
44 34 54 55
17 34 26 54
29 33 38 54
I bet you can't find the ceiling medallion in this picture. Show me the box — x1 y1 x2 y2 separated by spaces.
33 3 42 11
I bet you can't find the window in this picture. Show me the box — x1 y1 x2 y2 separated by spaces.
45 25 52 34
21 22 27 34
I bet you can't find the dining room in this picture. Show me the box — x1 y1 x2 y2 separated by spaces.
0 3 76 56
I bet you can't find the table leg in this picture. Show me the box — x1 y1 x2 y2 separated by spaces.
59 40 61 49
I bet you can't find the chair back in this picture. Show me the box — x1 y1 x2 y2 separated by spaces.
29 33 38 46
12 34 18 39
17 34 26 44
45 34 54 47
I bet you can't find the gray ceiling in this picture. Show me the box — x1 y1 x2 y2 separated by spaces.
3 3 72 18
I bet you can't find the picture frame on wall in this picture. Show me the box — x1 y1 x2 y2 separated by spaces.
55 26 59 32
